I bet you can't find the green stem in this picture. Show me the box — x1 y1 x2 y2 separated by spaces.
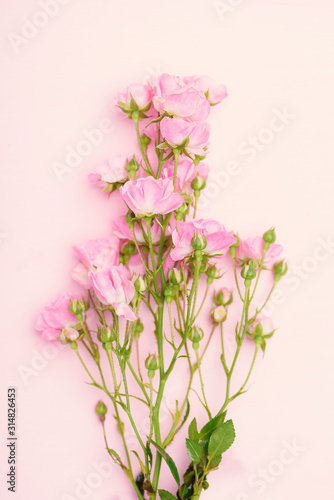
196 350 211 419
133 114 154 175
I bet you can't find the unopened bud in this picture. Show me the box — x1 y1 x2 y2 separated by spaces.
189 326 204 344
214 288 233 306
95 401 108 422
229 234 240 258
191 174 206 191
273 260 288 282
145 353 160 376
241 261 256 281
98 325 116 343
126 155 140 180
263 228 276 249
211 305 227 323
168 268 182 285
191 233 207 251
70 297 89 316
134 320 144 339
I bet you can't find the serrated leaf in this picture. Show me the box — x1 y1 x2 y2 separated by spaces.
158 490 178 500
208 420 235 459
198 412 226 441
151 440 180 486
185 439 205 464
208 453 222 469
188 418 199 442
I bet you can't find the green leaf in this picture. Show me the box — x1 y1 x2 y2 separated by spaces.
107 448 122 465
198 412 226 441
146 442 153 471
208 419 235 459
188 417 199 442
151 440 180 486
158 490 178 500
132 450 146 476
185 439 205 464
208 453 222 470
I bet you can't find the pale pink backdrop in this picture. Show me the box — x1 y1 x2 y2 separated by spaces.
1 1 334 499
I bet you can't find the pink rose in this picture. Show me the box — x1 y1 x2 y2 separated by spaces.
170 219 236 261
89 265 137 321
88 155 130 191
72 237 120 288
36 293 83 341
160 117 210 156
152 73 210 122
116 84 153 113
184 75 228 105
113 215 162 245
235 237 283 266
162 156 209 195
120 177 184 217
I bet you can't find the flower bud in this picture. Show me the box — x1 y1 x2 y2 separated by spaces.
70 297 89 316
273 260 288 282
206 265 221 280
141 134 151 149
191 233 207 251
134 320 144 339
191 174 206 191
247 316 275 352
241 261 257 281
122 241 136 256
164 284 175 304
263 228 276 250
133 275 147 293
125 211 135 230
211 305 227 323
189 260 207 274
95 401 108 422
126 155 140 181
189 326 204 343
214 288 233 306
61 327 80 342
145 354 160 377
168 268 182 285
98 325 116 343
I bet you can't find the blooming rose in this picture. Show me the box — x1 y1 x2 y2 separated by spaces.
89 264 136 321
72 237 120 288
116 84 153 113
183 75 228 105
170 219 236 261
235 237 283 266
88 155 130 191
160 117 210 156
120 177 184 217
162 156 209 195
152 73 210 122
36 293 83 341
113 215 162 245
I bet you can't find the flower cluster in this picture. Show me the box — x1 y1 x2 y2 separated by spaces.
36 73 286 500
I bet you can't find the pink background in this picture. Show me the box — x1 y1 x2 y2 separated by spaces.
1 1 334 499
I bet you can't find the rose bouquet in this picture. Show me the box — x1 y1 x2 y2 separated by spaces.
36 73 287 500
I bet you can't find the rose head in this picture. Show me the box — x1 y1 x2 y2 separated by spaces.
116 84 153 114
89 264 136 321
72 237 120 288
235 236 283 266
152 73 210 122
160 117 210 156
183 75 228 105
120 177 184 217
170 218 236 261
88 155 131 193
36 293 84 341
162 156 209 196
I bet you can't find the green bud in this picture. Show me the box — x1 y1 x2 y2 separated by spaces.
175 203 189 221
202 481 209 490
141 134 151 148
145 353 160 373
189 260 207 274
125 211 135 230
229 234 240 258
214 288 233 306
122 241 136 256
191 233 207 251
97 325 116 343
70 297 89 315
95 401 108 422
189 326 204 343
168 268 182 285
126 155 140 181
241 261 257 281
263 228 276 244
134 320 144 339
273 260 288 278
133 275 147 293
206 265 221 280
191 174 206 191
